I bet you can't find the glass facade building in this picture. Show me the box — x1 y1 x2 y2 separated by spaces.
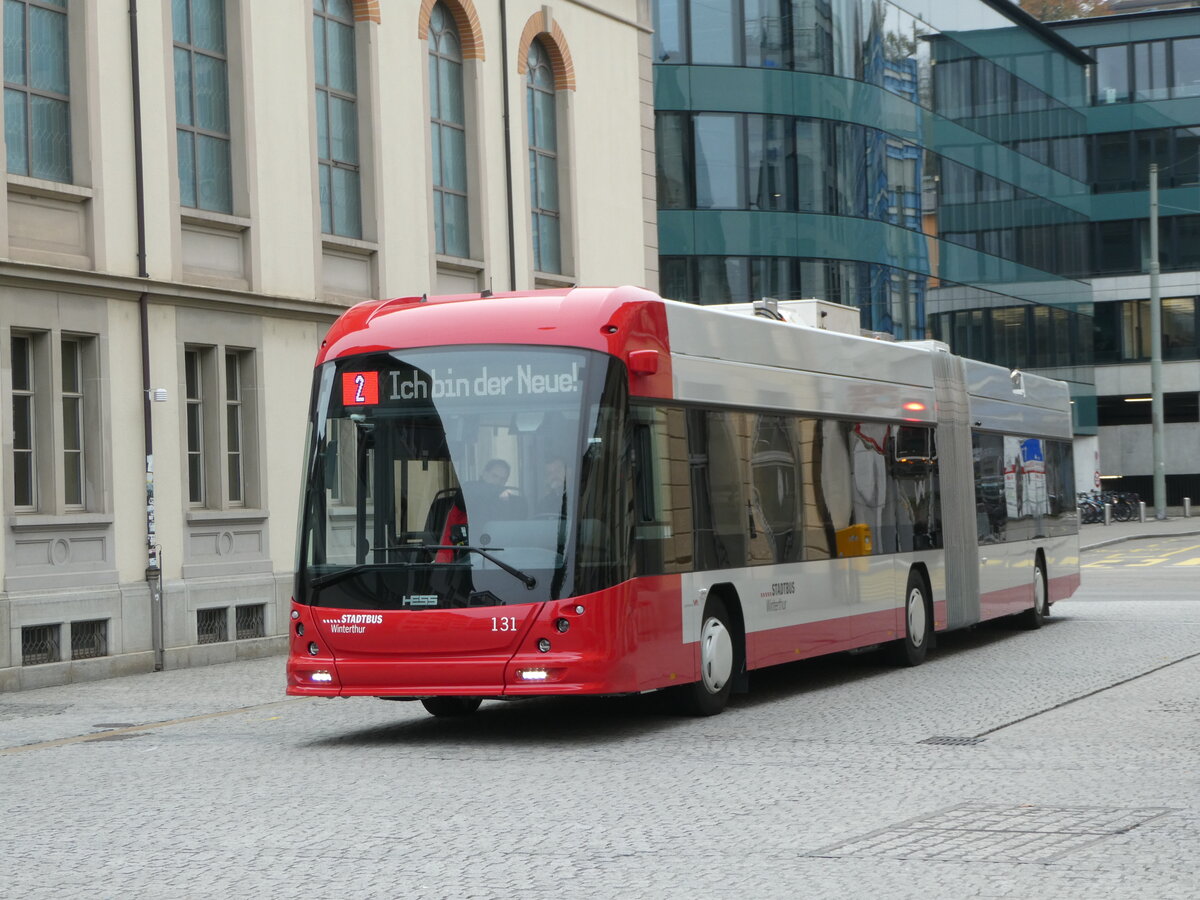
1050 10 1200 505
652 0 1098 432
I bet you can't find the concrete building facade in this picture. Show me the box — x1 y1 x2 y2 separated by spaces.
1 0 655 689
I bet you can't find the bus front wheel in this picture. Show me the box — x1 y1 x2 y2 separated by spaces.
677 596 738 717
421 696 483 717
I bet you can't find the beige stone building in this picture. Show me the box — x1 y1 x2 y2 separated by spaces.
0 0 656 689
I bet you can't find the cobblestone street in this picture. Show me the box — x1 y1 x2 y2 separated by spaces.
3 529 1198 898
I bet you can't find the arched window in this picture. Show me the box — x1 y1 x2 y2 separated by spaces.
173 0 232 212
526 40 560 274
314 0 362 238
429 3 468 257
5 0 72 183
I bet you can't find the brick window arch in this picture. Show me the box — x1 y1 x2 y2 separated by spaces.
352 1 381 24
417 0 485 60
516 17 575 91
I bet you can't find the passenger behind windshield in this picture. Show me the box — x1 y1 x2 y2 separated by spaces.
536 456 567 516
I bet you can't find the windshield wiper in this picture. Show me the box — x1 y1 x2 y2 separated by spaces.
309 563 383 590
309 547 537 591
425 545 537 589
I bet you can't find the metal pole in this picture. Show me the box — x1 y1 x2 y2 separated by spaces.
1149 164 1166 519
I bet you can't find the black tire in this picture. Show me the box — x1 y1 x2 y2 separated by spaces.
676 596 739 717
1018 557 1049 630
420 696 483 717
889 570 931 667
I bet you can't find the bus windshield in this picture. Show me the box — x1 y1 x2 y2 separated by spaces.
296 346 631 610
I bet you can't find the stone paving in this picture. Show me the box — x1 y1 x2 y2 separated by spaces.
1 533 1198 898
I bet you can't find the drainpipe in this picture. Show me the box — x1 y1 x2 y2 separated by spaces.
500 0 517 290
129 0 164 670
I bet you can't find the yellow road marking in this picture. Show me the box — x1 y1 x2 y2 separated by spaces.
1159 543 1200 558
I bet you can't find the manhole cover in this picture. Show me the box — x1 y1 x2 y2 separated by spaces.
808 803 1174 863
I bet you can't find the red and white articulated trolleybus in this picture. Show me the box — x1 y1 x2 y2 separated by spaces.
287 286 1079 716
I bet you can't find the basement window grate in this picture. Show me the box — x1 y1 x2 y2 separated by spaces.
197 607 229 644
71 619 109 660
235 603 266 640
22 624 62 666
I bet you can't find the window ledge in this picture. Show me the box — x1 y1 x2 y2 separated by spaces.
534 271 576 288
186 508 269 524
436 254 485 273
8 512 114 531
181 209 251 232
6 175 94 203
322 235 378 256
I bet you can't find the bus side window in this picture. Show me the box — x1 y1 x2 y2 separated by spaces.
632 406 693 575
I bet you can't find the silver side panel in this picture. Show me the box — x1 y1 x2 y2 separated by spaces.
670 355 936 422
664 300 936 391
964 358 1073 439
932 352 981 628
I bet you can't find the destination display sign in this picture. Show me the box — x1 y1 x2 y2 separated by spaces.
333 351 588 411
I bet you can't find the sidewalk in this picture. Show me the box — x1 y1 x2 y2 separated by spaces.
1080 510 1200 551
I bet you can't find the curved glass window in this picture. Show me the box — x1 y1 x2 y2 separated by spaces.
429 3 469 257
656 110 1088 276
652 1 1087 180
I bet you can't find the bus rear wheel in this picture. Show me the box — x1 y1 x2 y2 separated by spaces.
889 571 931 667
1019 557 1049 630
677 597 737 717
421 697 483 717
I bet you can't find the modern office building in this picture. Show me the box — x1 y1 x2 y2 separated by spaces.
0 0 654 689
1049 8 1200 505
649 0 1199 502
651 0 1098 448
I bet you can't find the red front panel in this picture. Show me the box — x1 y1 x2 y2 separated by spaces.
286 575 691 698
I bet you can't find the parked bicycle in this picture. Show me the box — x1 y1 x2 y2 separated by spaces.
1076 490 1141 524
